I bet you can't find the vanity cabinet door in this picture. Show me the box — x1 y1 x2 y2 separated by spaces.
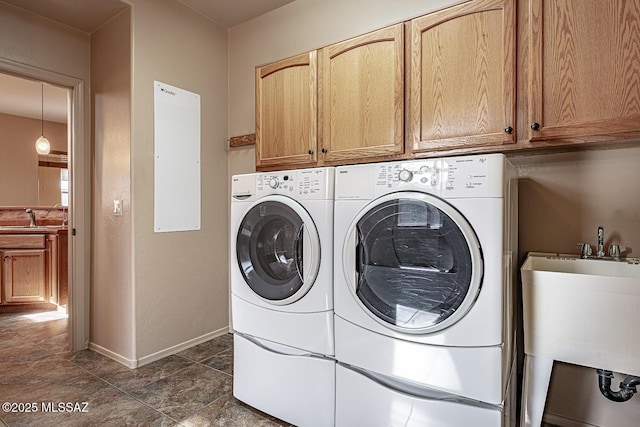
256 51 318 170
523 0 640 144
409 0 516 154
319 24 405 163
2 249 47 304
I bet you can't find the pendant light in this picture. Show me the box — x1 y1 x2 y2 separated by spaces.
35 82 51 155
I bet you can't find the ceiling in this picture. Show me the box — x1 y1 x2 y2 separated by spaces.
0 73 68 123
0 0 294 123
1 0 294 32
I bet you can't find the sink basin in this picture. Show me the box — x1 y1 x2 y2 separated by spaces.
520 252 640 427
521 252 640 375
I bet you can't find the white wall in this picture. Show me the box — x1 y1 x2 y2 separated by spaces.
130 0 229 361
91 8 134 362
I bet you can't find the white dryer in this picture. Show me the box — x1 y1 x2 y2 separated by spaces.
230 167 335 427
333 154 518 427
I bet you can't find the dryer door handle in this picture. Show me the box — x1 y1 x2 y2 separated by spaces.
355 241 363 276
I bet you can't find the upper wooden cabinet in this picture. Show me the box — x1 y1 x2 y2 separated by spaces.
319 24 405 163
409 0 516 154
523 0 640 144
255 51 318 170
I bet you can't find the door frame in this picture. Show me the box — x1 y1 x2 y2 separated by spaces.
0 57 89 351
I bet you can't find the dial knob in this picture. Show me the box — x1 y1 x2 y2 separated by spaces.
268 177 279 189
398 169 413 182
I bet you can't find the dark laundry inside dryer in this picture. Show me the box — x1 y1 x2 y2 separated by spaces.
354 197 475 329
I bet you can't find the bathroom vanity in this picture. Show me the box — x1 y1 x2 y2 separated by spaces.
0 227 67 309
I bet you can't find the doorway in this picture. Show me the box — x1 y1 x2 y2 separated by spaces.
0 58 89 352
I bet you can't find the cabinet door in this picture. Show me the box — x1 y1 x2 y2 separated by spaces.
320 24 405 162
2 249 46 303
410 0 516 153
526 0 640 142
256 51 317 170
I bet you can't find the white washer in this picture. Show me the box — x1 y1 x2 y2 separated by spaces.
333 154 518 427
230 167 335 427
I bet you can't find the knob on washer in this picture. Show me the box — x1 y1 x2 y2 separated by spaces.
268 178 279 189
398 169 413 182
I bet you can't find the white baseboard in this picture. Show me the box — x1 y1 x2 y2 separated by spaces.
88 342 138 369
544 413 599 427
136 326 230 368
88 326 230 369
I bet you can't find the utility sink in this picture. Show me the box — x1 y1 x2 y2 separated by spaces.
520 252 640 427
522 252 640 374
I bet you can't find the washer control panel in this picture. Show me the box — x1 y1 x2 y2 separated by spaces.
253 168 334 199
257 173 295 193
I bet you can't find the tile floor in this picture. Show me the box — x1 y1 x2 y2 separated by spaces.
0 310 290 427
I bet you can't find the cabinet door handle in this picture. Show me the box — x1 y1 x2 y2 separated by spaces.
504 126 513 134
308 149 314 155
531 122 541 131
321 148 327 154
4 255 9 260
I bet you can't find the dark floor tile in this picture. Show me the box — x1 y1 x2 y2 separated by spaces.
67 349 133 378
0 357 89 392
1 394 172 427
0 330 32 349
129 363 232 421
98 354 194 392
179 393 284 426
1 367 119 404
1 312 273 427
14 317 68 342
176 334 233 362
201 348 233 375
0 374 125 427
34 331 70 354
0 340 55 364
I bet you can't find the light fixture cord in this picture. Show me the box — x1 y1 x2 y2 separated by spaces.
41 83 44 135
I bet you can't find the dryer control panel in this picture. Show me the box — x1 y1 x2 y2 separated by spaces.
377 155 505 198
334 154 506 199
376 159 445 191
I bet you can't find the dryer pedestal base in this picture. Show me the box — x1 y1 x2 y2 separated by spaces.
336 364 510 427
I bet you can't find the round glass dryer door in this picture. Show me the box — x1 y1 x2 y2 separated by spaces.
236 195 320 305
343 192 483 334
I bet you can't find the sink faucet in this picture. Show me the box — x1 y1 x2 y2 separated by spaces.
53 203 68 227
25 208 36 227
578 226 628 260
596 226 606 257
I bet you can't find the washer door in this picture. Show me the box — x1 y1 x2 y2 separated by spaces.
343 192 483 334
237 195 320 305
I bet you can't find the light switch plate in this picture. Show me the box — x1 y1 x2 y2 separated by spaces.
113 199 123 216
